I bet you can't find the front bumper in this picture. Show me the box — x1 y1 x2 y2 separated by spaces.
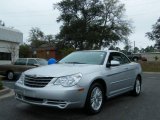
14 83 87 109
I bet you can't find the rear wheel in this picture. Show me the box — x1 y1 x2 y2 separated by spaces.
85 83 104 114
131 76 141 96
7 71 14 80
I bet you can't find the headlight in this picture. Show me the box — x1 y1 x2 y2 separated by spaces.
54 73 82 87
17 73 25 85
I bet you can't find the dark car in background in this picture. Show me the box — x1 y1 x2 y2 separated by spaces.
0 58 47 80
124 52 147 62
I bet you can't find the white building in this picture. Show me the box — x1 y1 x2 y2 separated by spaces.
0 26 23 65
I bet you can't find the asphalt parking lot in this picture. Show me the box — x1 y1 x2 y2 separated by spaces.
0 73 160 120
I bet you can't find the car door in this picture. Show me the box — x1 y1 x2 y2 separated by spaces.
119 53 136 88
105 52 133 97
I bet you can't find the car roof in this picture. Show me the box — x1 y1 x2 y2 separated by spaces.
18 58 43 59
16 58 45 60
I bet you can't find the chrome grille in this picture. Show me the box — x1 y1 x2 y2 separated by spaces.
24 75 53 88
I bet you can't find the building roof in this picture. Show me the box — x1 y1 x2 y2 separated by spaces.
36 43 56 50
0 26 23 44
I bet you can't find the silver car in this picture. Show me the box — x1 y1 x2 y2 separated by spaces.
14 50 142 114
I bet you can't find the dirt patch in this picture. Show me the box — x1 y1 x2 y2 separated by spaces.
139 61 160 72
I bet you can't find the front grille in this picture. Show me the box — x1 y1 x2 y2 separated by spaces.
24 75 53 88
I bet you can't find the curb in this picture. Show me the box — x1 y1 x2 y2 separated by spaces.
0 75 5 80
143 72 160 74
0 87 11 96
0 87 14 100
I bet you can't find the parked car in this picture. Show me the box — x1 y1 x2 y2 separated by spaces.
123 52 141 61
15 50 142 114
123 52 147 62
0 58 47 80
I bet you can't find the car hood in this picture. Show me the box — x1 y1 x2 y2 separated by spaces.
24 63 102 77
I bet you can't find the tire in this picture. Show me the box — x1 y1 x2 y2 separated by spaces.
85 83 104 114
131 76 141 96
7 71 14 80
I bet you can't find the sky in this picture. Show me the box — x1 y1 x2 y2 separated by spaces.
0 0 160 49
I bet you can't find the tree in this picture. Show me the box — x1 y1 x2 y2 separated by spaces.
28 28 57 48
7 43 18 63
123 39 132 52
28 27 47 48
109 45 116 50
108 45 121 51
146 17 160 51
19 44 31 58
144 46 155 52
55 40 75 59
139 45 155 53
54 0 132 50
134 47 139 53
45 35 55 43
115 47 121 51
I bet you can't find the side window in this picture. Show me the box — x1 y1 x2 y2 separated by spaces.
27 59 37 66
108 52 130 65
108 52 122 64
120 53 130 64
14 59 26 65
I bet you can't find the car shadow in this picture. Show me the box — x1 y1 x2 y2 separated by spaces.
15 92 144 120
18 105 89 120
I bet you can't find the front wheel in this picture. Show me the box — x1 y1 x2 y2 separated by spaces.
131 76 141 96
85 83 104 114
7 71 14 80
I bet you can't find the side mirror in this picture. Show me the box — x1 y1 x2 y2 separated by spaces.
48 58 57 65
106 60 120 67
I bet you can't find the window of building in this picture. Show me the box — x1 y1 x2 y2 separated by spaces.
0 52 11 60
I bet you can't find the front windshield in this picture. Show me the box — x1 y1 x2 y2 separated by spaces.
59 51 107 65
36 59 48 65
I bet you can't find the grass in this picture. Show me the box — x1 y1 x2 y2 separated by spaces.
139 61 160 72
